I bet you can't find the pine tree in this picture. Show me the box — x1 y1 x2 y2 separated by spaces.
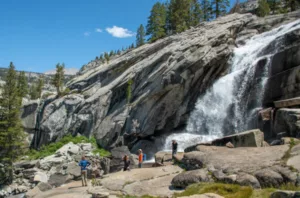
104 52 110 63
202 0 213 21
0 62 25 184
117 50 121 55
169 0 191 33
51 63 65 96
36 76 44 98
130 43 135 49
211 0 230 18
17 71 29 100
257 0 270 16
147 2 167 42
189 0 202 27
267 0 281 14
284 0 299 11
136 24 146 47
109 50 114 57
96 56 99 60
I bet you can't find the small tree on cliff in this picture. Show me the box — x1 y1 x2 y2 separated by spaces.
52 63 65 96
211 0 230 18
17 71 29 100
257 0 270 16
0 62 25 184
136 24 146 47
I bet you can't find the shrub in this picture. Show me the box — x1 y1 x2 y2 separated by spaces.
27 134 111 160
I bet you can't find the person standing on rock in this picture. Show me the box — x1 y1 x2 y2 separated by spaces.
123 155 131 171
78 155 91 187
138 149 143 168
172 140 178 158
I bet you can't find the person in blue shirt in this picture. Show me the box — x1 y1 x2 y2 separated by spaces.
78 155 91 186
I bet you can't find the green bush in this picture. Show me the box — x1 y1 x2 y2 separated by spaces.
27 134 111 160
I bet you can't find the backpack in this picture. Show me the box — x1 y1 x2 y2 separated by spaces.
142 154 147 161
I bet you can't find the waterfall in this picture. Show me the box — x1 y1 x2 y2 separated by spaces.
162 19 300 150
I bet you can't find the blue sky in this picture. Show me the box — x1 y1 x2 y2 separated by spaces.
0 0 240 73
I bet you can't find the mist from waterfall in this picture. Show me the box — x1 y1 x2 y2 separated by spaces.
162 19 300 150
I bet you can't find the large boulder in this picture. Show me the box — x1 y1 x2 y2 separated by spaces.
155 151 173 164
211 129 264 147
37 155 66 171
254 169 284 188
66 162 81 179
171 169 212 188
236 172 261 189
55 142 82 157
273 108 300 138
110 146 132 172
48 173 68 187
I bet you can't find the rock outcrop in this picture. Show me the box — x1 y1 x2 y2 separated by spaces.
28 13 258 150
21 11 300 153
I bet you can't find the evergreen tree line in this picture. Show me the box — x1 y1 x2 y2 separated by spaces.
257 0 300 17
145 0 230 43
0 61 67 184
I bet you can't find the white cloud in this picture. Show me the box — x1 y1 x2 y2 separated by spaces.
95 28 102 33
106 26 134 38
84 32 91 37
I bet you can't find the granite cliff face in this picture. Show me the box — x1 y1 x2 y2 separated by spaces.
22 11 300 152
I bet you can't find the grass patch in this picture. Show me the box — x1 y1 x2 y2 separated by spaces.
250 188 276 198
27 134 111 160
119 195 158 198
174 183 253 198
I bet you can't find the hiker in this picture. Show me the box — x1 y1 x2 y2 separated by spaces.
172 140 178 157
78 155 91 187
138 149 143 168
123 154 131 171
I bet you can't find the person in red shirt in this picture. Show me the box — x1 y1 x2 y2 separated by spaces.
138 149 143 168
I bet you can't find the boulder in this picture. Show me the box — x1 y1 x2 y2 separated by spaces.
171 169 212 188
225 142 234 148
48 173 68 187
273 109 300 138
22 168 38 181
155 151 173 164
33 172 48 183
211 129 264 147
36 182 52 192
236 172 261 189
14 160 38 169
66 162 81 178
87 188 110 198
37 155 66 170
110 146 131 172
181 151 206 170
55 142 81 157
255 169 284 188
270 190 300 198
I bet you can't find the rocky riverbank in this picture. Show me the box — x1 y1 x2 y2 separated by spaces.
2 130 300 198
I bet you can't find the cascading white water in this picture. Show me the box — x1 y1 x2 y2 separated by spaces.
162 19 300 150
